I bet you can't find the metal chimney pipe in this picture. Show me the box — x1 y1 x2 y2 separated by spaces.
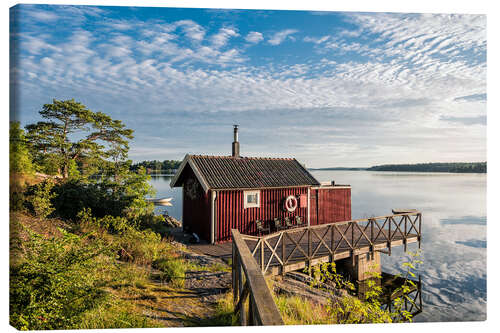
232 125 240 158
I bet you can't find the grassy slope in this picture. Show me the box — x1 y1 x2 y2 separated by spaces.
9 211 235 328
10 211 344 327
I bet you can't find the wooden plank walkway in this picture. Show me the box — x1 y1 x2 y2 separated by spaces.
188 212 421 277
188 242 233 262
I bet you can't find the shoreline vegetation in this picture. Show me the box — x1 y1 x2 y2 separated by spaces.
310 162 486 173
130 160 181 175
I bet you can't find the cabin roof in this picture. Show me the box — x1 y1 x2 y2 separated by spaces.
170 154 320 192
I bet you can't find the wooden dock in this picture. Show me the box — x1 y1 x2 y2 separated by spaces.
240 212 421 276
189 212 422 277
227 212 422 325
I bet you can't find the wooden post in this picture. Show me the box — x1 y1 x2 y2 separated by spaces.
239 264 244 306
308 228 311 259
240 292 247 326
281 233 285 274
388 218 392 256
239 267 247 326
418 214 422 249
351 222 354 251
370 219 374 254
232 243 238 305
404 215 407 252
261 239 265 273
308 229 312 275
248 295 255 325
331 225 335 260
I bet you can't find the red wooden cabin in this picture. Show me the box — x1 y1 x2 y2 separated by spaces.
170 126 351 244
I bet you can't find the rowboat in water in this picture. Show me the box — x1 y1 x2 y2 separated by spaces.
145 197 173 206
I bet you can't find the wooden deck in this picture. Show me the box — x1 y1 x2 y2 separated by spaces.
188 242 233 262
189 212 422 277
243 220 419 276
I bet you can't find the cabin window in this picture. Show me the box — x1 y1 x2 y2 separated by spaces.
244 190 260 208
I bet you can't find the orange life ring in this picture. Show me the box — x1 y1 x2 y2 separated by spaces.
284 195 298 212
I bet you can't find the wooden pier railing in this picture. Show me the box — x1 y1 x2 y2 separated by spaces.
240 212 422 275
231 229 284 326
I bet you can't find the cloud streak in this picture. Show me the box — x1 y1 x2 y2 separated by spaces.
268 29 298 45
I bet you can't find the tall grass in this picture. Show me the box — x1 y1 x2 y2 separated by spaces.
274 295 334 325
194 292 237 326
77 296 163 329
153 257 186 288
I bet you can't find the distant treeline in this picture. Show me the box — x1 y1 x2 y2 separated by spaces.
309 167 367 171
367 162 486 173
130 159 182 173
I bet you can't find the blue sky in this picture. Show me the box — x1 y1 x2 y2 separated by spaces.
10 4 486 167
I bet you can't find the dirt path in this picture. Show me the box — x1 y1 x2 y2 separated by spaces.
122 246 232 327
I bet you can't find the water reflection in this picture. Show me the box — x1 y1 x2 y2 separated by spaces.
356 272 423 320
441 216 486 226
455 240 487 248
149 173 176 182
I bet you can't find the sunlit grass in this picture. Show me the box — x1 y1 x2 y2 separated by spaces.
274 294 334 325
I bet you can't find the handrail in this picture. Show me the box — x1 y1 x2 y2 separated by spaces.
242 212 422 275
253 212 421 241
231 229 284 326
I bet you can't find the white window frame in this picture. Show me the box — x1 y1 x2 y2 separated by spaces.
244 190 260 209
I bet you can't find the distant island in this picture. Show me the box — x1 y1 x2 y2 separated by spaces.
312 162 486 173
130 159 182 174
309 167 367 171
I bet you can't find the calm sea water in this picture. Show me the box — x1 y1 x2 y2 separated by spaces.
149 170 487 322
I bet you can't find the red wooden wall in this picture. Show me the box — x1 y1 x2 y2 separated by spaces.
215 187 309 243
181 180 351 243
181 168 211 241
309 187 351 226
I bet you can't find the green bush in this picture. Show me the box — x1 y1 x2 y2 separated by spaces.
10 121 34 175
51 180 126 221
76 208 130 234
117 227 170 265
303 252 423 324
50 174 156 228
9 227 113 330
31 181 56 218
153 258 186 288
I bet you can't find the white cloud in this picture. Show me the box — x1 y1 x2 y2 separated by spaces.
245 31 263 44
20 35 60 55
303 35 330 44
268 29 298 45
28 9 59 22
339 29 362 38
211 27 239 48
102 20 135 31
347 13 486 64
175 19 205 42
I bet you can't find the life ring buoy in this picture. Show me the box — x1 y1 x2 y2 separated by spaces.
284 195 298 212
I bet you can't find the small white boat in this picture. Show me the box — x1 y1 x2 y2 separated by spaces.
146 197 173 206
